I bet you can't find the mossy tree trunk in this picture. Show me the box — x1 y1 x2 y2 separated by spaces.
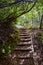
40 14 43 29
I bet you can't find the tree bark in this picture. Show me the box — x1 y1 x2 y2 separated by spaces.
40 14 43 29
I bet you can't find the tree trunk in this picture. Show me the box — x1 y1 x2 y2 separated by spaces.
40 14 43 29
0 22 14 43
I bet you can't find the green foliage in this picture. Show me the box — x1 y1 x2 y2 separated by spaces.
0 0 36 22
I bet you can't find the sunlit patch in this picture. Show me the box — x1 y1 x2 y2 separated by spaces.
2 48 5 53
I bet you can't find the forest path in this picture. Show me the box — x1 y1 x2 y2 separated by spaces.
12 28 35 65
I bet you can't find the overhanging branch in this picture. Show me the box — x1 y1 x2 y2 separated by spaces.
17 0 37 18
3 0 37 23
0 0 33 8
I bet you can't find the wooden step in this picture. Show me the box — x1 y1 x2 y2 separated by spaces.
17 53 30 57
12 55 31 59
19 34 29 36
19 28 27 30
17 44 31 46
18 52 30 56
14 47 32 51
20 39 31 42
19 31 27 33
19 36 30 39
17 56 33 59
17 41 32 45
19 30 27 31
14 51 33 57
19 28 26 29
14 49 32 52
20 38 31 41
17 56 30 59
15 45 32 49
19 36 30 38
19 32 28 34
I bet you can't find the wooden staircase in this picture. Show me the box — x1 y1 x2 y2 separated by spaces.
14 28 35 65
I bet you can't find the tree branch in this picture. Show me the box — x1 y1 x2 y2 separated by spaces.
17 0 37 18
3 0 37 23
0 0 33 8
